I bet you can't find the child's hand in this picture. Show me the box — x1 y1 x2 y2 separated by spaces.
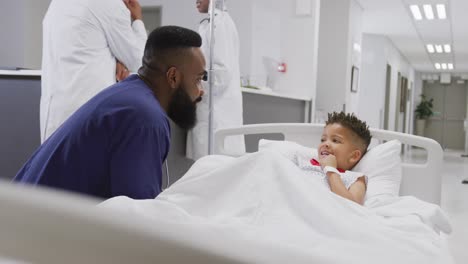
319 154 337 169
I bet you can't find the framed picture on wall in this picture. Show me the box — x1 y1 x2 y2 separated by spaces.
350 66 359 93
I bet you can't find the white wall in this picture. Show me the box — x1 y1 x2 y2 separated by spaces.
413 72 424 104
247 0 319 99
140 0 254 79
1 0 50 69
1 0 318 102
359 34 415 130
143 0 319 99
0 0 253 71
345 0 363 115
316 0 363 116
140 0 201 30
24 0 50 69
0 0 50 69
226 0 253 77
0 1 25 68
316 0 350 114
276 0 319 99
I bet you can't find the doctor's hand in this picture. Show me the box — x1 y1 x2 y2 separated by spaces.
116 61 130 82
123 0 142 21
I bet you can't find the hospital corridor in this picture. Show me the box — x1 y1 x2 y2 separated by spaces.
0 0 467 263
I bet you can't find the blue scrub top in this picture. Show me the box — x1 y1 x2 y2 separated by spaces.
14 75 171 199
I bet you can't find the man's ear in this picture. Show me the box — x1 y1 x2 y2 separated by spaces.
166 67 181 90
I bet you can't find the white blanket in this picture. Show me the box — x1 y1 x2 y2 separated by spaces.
101 150 453 264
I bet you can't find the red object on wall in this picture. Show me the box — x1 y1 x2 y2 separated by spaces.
278 63 287 73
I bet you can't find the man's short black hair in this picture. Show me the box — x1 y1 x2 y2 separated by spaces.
142 25 202 63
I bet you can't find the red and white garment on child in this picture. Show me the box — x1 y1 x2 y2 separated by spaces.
293 155 367 190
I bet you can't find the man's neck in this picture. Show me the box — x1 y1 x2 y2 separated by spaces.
137 74 170 112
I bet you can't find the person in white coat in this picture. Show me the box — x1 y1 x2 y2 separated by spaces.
40 0 147 142
187 0 245 160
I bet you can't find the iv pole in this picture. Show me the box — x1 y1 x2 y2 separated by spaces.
207 0 216 155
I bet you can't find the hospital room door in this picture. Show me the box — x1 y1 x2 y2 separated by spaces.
424 79 467 149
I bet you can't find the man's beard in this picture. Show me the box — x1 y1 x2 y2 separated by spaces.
167 86 199 130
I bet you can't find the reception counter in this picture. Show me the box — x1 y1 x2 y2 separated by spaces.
0 71 311 186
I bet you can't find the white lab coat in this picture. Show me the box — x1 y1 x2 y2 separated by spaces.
186 8 245 160
40 0 147 142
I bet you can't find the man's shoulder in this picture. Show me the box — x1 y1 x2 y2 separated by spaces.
89 76 168 129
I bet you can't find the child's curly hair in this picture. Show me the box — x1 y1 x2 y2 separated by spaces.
326 111 372 153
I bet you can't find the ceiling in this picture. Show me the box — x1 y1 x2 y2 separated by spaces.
356 0 468 74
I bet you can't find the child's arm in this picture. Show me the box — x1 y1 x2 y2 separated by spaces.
326 173 366 205
320 154 366 205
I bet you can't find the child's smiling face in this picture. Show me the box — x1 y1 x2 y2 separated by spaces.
318 123 363 170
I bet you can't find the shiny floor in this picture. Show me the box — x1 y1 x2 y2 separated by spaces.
440 149 468 264
402 147 467 263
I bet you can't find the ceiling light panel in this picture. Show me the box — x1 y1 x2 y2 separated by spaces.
427 44 435 53
448 63 454 70
423 4 435 20
443 44 451 53
436 4 446 19
435 63 441 70
410 5 423 20
441 63 447 70
435 45 443 53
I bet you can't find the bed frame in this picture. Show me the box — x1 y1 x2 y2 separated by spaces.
0 181 245 264
214 123 444 205
0 123 444 263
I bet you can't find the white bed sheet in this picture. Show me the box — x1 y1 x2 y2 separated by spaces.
101 150 453 264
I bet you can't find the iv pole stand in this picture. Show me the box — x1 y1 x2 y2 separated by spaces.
207 0 216 155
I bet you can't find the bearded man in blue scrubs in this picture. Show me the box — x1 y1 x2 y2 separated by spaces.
13 26 206 199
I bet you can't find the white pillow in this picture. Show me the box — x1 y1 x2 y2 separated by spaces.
353 140 402 202
258 139 402 203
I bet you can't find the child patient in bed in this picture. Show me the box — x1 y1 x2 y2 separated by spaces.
295 111 371 205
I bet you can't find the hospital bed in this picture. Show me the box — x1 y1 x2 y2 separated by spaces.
0 123 451 263
215 123 443 205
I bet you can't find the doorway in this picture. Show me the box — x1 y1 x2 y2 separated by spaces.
400 76 409 133
424 78 467 149
384 64 392 130
394 72 403 132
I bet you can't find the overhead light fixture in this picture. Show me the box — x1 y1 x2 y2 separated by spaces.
441 63 447 70
410 5 423 20
448 63 454 70
426 44 435 53
423 4 435 20
436 4 447 19
444 44 451 53
435 63 441 70
435 45 443 53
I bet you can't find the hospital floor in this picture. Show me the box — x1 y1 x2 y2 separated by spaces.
406 148 468 264
440 149 468 264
